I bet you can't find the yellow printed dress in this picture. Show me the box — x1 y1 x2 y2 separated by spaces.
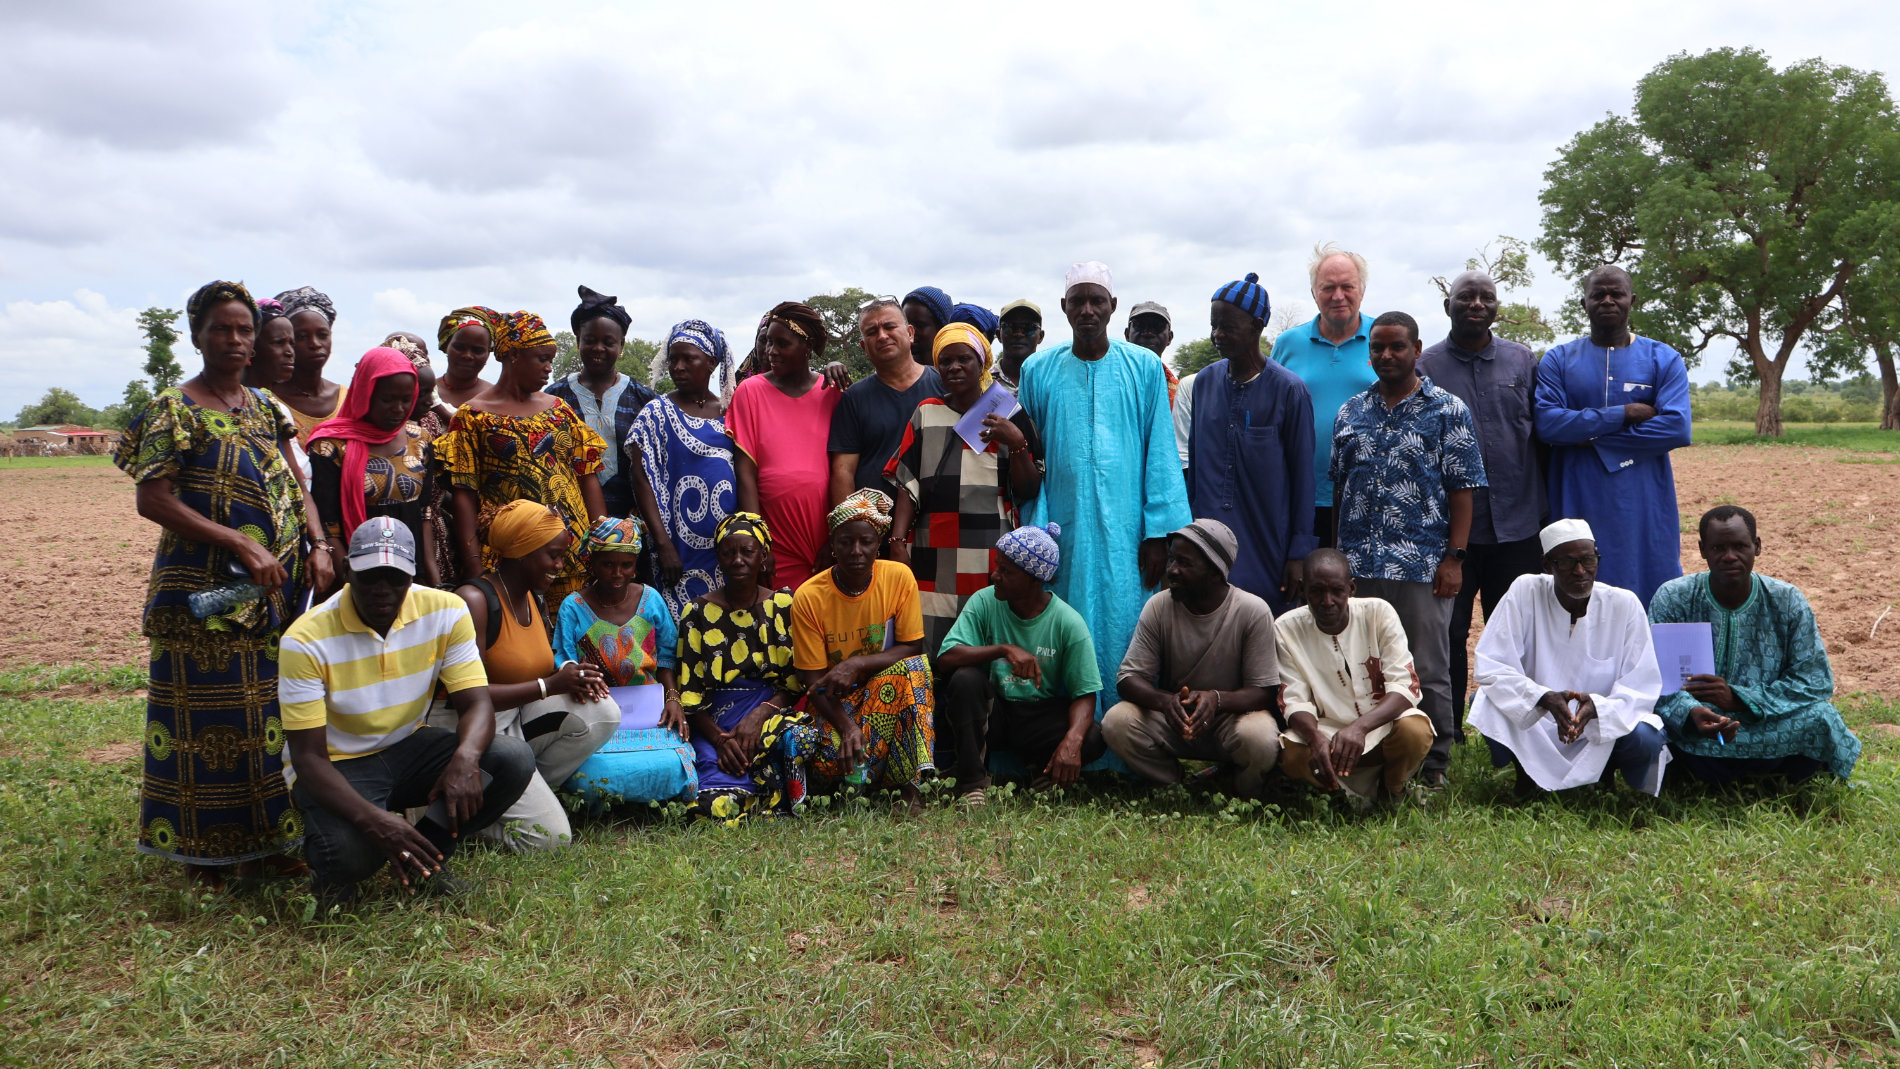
431 403 608 603
113 388 308 864
677 591 816 818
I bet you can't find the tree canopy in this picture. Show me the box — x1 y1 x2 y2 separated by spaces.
1538 47 1900 435
16 387 102 428
1429 236 1556 352
138 308 183 393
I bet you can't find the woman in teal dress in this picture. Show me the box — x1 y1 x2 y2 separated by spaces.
114 280 332 890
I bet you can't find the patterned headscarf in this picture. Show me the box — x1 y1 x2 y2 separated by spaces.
382 333 429 366
665 318 734 390
256 297 289 324
585 516 645 560
571 285 632 334
996 522 1062 582
826 488 893 535
715 511 772 551
931 321 995 392
274 286 336 325
763 301 828 356
1211 272 1271 323
185 280 260 337
438 306 499 352
487 499 567 559
494 310 555 355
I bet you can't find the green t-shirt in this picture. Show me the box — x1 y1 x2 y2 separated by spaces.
939 588 1102 703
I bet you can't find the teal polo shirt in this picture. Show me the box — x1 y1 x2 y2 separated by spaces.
1273 313 1376 507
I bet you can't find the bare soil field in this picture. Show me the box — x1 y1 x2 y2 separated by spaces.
4 447 1898 695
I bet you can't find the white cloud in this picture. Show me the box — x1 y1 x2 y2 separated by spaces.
0 0 1895 416
0 291 144 414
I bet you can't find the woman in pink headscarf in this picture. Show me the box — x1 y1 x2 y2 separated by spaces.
306 347 436 584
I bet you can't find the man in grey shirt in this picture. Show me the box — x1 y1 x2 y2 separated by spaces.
1418 271 1546 730
1102 519 1282 797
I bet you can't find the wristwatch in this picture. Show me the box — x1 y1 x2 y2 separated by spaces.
1445 547 1468 561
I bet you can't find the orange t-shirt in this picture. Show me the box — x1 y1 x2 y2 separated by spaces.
790 560 925 670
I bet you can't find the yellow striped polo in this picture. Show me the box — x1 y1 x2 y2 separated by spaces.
279 585 487 762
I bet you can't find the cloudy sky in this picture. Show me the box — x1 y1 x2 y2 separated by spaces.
2 0 1896 418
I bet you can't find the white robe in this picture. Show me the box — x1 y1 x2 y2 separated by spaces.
1469 573 1667 794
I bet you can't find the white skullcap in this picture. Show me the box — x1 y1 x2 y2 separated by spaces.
1539 518 1596 555
1065 261 1114 297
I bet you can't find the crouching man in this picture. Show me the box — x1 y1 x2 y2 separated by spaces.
1102 519 1282 797
1275 549 1434 804
1469 519 1667 800
280 518 535 906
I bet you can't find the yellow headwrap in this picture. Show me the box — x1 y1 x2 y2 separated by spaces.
487 499 568 559
930 321 994 392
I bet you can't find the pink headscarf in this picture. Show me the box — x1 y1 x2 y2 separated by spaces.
307 347 420 542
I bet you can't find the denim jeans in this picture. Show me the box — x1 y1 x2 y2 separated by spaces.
292 726 536 897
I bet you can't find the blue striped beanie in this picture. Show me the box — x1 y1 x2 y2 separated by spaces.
1212 272 1271 323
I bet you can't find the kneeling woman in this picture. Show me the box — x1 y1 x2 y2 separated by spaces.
438 500 620 850
790 490 936 807
677 514 816 821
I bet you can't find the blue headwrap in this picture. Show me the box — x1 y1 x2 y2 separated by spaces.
947 302 999 341
904 286 953 328
664 318 734 391
1212 272 1271 323
996 522 1061 583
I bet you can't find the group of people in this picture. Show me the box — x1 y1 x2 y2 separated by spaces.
113 247 1863 904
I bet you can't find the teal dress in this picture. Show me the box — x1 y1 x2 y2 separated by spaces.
1649 572 1860 779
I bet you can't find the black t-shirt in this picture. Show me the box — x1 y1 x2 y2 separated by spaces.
827 367 943 492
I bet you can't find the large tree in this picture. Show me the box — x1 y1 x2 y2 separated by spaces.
1810 249 1900 429
137 307 184 392
1538 47 1900 435
803 287 875 381
16 387 101 428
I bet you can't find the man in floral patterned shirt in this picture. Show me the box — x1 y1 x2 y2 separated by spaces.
1329 311 1486 787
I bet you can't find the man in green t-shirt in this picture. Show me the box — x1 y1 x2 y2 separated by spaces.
937 522 1103 806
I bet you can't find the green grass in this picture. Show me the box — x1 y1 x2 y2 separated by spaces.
0 454 114 469
4 683 1900 1067
1692 421 1899 452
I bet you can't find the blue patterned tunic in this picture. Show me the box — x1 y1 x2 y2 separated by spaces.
1329 377 1487 583
1649 572 1860 780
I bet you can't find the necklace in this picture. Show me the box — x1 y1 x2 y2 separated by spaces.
835 569 872 597
198 378 249 413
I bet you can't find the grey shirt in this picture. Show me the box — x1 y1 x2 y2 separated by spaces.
1118 585 1279 694
1418 334 1545 544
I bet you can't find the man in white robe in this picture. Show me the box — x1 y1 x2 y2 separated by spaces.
1470 519 1668 798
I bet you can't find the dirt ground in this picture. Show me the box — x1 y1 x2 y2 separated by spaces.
3 447 1898 696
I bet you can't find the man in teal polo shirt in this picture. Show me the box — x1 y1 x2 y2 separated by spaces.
1274 242 1377 548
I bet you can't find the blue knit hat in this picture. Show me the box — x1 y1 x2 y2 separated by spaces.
1212 272 1271 323
996 522 1061 583
904 286 954 327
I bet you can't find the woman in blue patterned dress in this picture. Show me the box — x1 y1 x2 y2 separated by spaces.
627 319 738 617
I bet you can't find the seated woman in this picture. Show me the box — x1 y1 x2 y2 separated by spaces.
306 347 437 586
553 517 681 694
434 500 620 851
677 513 816 822
790 489 936 808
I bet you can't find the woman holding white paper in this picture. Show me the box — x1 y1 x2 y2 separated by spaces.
885 322 1044 658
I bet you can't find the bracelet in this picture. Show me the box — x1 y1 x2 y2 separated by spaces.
537 677 548 700
664 691 682 705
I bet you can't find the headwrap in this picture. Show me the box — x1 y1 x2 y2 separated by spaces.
1171 519 1239 580
494 310 555 355
1064 261 1114 297
903 286 953 328
715 511 773 551
996 522 1061 583
185 280 259 338
1540 518 1595 555
306 348 421 542
948 302 999 341
931 321 995 393
763 301 828 356
437 306 499 352
381 333 428 365
274 286 336 325
487 499 568 559
571 284 632 335
1212 272 1271 323
256 297 289 324
665 318 735 391
585 516 646 560
826 488 893 535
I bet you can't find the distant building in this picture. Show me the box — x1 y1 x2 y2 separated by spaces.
13 424 113 446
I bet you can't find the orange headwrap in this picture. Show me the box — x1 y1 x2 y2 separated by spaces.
487 499 567 559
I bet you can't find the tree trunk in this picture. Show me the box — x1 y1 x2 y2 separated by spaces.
1877 341 1899 432
1753 359 1784 437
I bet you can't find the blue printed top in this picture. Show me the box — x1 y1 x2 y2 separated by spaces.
1329 377 1487 583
